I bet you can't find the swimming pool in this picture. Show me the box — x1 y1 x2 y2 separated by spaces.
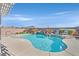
23 34 67 52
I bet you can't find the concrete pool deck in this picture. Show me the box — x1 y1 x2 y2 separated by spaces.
1 35 79 56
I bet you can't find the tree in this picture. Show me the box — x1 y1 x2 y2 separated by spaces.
46 27 53 34
59 29 64 35
68 30 73 35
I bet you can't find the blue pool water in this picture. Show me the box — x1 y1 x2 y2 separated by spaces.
23 34 67 52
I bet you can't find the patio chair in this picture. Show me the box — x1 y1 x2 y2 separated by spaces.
75 35 79 40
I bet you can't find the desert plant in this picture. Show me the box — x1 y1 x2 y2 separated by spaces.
68 30 73 35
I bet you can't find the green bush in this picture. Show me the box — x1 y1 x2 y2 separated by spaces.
68 30 73 35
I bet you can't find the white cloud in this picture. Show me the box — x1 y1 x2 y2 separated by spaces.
16 17 32 21
14 14 22 17
55 11 71 15
3 14 33 21
54 20 79 27
2 11 79 27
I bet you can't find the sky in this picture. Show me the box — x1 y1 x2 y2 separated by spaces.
1 3 79 28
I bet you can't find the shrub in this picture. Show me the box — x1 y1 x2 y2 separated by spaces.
68 30 73 35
